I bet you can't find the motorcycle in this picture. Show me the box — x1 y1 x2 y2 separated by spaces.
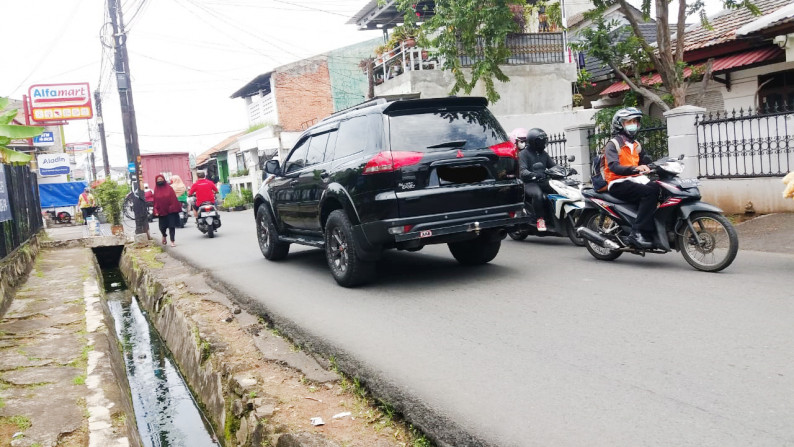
196 200 221 238
576 155 739 272
178 201 189 228
509 158 586 246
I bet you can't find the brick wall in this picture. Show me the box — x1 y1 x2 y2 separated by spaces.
274 59 334 132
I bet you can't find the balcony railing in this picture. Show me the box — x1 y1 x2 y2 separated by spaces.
373 33 565 85
459 33 564 66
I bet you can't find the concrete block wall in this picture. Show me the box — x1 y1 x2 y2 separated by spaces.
274 59 334 132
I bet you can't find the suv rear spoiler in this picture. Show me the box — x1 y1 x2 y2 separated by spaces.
383 97 488 114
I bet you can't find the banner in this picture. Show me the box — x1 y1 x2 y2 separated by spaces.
37 153 71 176
65 142 93 153
38 182 87 208
0 164 12 222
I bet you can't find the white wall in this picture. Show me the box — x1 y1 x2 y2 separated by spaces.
701 177 794 214
376 63 578 115
498 108 598 136
721 60 794 111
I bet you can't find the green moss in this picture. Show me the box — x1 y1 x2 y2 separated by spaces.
73 374 86 385
224 397 241 445
0 415 32 431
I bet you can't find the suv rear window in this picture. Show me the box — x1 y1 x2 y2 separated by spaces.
388 108 507 152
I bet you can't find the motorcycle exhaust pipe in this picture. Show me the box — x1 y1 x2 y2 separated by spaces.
577 227 621 250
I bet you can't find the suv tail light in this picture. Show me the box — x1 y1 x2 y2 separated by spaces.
489 141 517 159
363 151 424 175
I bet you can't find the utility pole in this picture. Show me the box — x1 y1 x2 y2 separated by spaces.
107 0 147 235
93 90 111 178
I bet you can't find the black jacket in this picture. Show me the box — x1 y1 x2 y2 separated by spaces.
519 149 556 182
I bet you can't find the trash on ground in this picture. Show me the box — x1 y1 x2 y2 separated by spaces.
304 396 322 402
332 411 352 419
310 417 325 426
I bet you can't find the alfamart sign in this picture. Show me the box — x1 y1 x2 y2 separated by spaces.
28 82 93 122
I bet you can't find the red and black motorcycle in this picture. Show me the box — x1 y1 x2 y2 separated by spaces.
577 155 739 272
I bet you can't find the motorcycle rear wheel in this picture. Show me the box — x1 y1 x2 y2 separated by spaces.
583 211 622 261
207 227 215 238
676 211 738 272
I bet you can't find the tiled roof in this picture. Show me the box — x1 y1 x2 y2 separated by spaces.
196 132 244 166
680 0 791 52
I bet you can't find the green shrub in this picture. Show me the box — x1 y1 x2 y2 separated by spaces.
240 188 253 204
222 191 244 208
94 180 129 225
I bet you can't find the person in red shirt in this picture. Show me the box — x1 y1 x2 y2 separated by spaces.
187 171 219 218
152 174 182 247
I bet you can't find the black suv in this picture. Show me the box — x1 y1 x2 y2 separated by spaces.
255 97 527 286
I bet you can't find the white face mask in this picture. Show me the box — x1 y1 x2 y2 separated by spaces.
517 141 527 149
624 123 639 134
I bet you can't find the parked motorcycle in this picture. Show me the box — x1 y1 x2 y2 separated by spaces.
196 201 221 238
577 155 739 272
509 159 586 246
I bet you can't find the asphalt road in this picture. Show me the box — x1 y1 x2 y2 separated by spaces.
166 209 793 447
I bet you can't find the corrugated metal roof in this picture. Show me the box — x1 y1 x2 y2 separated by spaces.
679 0 791 53
600 46 784 95
196 132 244 166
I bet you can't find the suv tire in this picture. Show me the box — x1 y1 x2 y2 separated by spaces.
448 237 501 265
325 210 376 287
257 205 290 260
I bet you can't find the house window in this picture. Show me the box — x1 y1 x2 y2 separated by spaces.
236 153 245 171
758 69 794 112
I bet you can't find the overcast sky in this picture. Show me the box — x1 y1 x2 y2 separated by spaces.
1 0 382 168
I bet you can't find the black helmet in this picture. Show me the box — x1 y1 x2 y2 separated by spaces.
526 128 548 153
611 107 643 138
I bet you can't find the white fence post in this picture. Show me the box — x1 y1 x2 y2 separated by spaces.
564 124 595 183
663 105 705 179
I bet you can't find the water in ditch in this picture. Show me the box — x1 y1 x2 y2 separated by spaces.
102 267 219 447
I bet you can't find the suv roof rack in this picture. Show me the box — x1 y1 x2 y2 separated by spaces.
319 98 389 123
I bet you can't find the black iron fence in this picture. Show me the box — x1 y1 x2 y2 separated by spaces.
546 133 568 166
695 106 793 178
0 164 43 261
587 125 669 161
460 32 564 66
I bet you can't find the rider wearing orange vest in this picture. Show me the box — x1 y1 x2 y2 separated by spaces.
602 107 659 249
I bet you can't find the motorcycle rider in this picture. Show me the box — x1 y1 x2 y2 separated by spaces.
601 107 659 249
187 171 219 219
518 128 556 231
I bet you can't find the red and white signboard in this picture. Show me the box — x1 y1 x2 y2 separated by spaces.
28 82 93 122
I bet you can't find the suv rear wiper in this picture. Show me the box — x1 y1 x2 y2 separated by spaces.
426 140 467 149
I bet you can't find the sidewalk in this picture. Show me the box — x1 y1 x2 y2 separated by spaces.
734 212 794 254
0 243 131 446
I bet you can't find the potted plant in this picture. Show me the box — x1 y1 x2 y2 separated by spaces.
94 180 129 235
572 93 584 108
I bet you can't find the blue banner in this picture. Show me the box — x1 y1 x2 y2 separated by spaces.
0 165 11 222
39 165 71 176
38 181 87 208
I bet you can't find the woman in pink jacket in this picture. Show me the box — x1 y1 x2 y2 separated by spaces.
152 174 182 246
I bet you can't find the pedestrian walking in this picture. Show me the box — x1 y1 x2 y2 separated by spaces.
78 187 97 225
152 174 181 247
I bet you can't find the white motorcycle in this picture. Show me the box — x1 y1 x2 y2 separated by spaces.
196 200 221 238
509 161 586 246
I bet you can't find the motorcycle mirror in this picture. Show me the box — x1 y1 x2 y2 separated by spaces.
678 154 685 160
567 155 576 162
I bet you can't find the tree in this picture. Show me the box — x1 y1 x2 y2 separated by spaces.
0 98 43 164
394 0 520 103
576 0 759 110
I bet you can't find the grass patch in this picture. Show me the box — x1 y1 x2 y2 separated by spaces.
137 247 164 269
73 375 86 385
2 415 32 431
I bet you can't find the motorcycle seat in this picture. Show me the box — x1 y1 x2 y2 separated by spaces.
583 189 630 204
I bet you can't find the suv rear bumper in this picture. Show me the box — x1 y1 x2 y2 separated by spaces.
353 204 529 253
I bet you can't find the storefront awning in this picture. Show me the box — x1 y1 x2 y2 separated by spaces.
599 46 784 96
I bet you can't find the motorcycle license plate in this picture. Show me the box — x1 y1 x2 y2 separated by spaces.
679 178 700 188
202 211 217 216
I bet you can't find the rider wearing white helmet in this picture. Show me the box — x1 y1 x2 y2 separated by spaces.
602 107 659 249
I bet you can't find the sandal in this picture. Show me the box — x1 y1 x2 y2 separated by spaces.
161 237 167 245
170 242 176 247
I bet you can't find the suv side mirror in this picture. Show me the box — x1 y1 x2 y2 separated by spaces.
264 159 281 177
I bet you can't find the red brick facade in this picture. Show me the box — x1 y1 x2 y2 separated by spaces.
274 59 334 132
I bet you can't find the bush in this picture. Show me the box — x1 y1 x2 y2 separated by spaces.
222 191 244 208
240 188 253 204
94 180 129 225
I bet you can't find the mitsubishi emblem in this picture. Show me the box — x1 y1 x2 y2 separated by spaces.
456 150 464 158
